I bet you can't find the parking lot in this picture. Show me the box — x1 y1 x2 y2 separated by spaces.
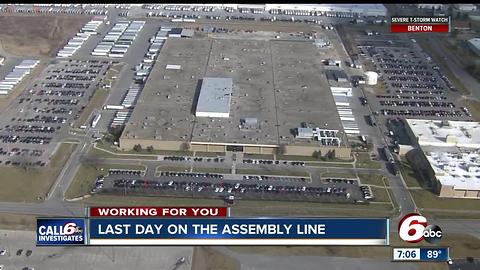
0 59 111 167
90 164 371 204
356 33 471 121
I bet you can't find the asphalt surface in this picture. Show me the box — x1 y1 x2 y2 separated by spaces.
0 6 478 248
0 229 193 270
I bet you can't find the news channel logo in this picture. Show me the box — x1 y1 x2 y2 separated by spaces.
398 213 442 244
36 218 85 246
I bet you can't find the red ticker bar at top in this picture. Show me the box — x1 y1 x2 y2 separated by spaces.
391 24 449 33
89 207 229 217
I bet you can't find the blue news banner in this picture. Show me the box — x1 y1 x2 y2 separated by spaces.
37 218 389 246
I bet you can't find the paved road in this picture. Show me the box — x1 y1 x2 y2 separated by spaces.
0 9 478 240
330 25 417 218
0 229 193 270
47 131 94 201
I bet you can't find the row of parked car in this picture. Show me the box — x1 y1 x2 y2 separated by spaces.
108 179 352 201
1 5 108 15
159 171 224 179
380 109 463 118
377 94 446 101
0 147 43 157
163 156 225 163
91 176 104 194
242 159 306 166
379 100 455 108
360 186 373 200
324 178 357 185
109 169 144 176
243 175 308 182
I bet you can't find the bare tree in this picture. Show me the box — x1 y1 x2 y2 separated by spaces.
133 144 142 152
276 144 287 155
180 142 191 151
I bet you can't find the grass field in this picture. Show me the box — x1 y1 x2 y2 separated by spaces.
358 174 387 186
195 151 226 157
76 194 393 217
235 168 309 177
89 146 157 160
411 189 480 213
415 36 470 95
422 210 480 219
78 194 226 207
278 155 352 162
65 163 147 199
0 143 76 202
0 14 90 57
370 187 391 203
321 172 357 178
192 247 240 270
192 167 231 174
305 162 353 168
355 152 382 169
229 233 479 261
243 153 274 160
464 99 480 122
155 165 191 173
399 159 422 188
74 88 108 128
0 213 39 230
95 141 193 157
103 62 124 86
335 24 360 56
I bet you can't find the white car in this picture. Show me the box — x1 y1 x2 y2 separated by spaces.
0 264 3 270
0 249 6 256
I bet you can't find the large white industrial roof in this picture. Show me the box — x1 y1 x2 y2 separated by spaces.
195 77 233 117
164 4 387 16
426 151 480 191
468 38 480 50
407 119 480 148
264 4 387 16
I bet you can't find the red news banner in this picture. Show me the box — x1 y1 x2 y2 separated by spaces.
90 207 229 217
390 16 450 33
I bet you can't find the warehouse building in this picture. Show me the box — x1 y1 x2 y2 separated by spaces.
467 38 480 56
120 38 351 158
195 77 232 118
416 4 444 10
406 119 480 148
455 4 477 12
405 119 480 199
159 4 387 17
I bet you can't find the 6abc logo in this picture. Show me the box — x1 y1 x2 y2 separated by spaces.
398 213 442 244
61 222 83 235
